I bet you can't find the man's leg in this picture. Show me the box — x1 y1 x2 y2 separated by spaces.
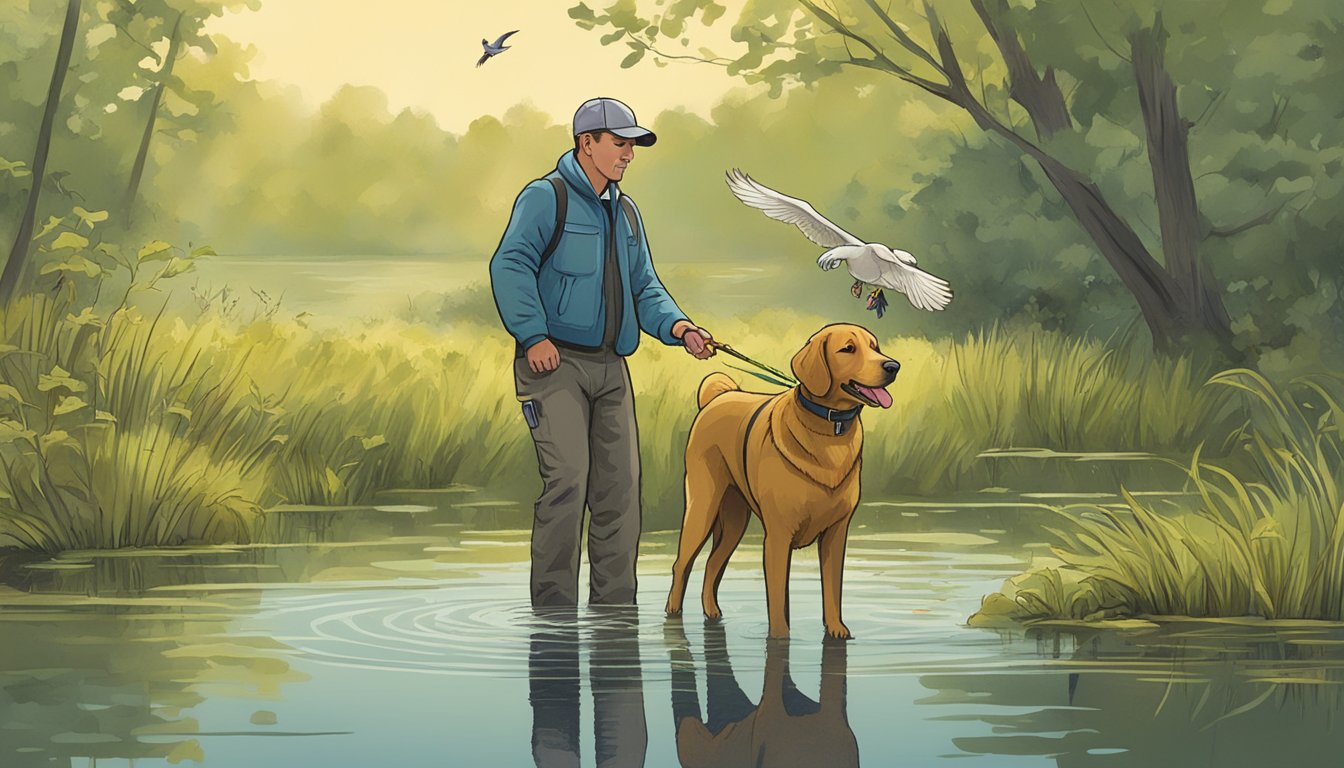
586 356 641 605
515 357 592 608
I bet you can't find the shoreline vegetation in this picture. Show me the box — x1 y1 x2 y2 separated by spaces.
8 257 1343 627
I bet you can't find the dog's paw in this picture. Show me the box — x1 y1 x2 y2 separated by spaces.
825 623 853 640
664 602 683 617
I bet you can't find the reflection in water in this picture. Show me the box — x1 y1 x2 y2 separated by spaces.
0 608 308 766
666 621 859 767
922 626 1344 766
529 608 648 768
11 498 1344 766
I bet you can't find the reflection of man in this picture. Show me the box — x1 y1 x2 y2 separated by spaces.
529 609 647 768
490 97 714 608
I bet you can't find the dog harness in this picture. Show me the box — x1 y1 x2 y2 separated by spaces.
794 389 863 436
739 390 863 514
740 400 770 515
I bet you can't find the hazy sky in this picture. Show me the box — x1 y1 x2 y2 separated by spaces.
207 0 753 134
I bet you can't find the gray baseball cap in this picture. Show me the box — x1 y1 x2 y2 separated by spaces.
572 97 657 147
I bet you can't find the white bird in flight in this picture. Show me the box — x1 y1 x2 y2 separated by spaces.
725 168 953 316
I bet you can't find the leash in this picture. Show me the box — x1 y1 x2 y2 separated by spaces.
705 339 798 388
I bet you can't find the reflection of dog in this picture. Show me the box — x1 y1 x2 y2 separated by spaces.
667 621 859 767
665 323 898 638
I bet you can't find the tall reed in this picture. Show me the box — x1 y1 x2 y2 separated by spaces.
1 290 1240 550
977 370 1344 622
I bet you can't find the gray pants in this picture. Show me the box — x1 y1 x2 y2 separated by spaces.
514 348 641 607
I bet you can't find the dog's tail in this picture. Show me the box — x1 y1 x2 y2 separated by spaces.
697 372 739 409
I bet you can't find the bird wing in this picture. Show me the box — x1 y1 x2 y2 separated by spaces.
874 245 918 266
725 168 863 249
476 51 491 67
866 247 954 311
491 30 519 47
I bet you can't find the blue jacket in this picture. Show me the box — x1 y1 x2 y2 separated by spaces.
489 150 688 356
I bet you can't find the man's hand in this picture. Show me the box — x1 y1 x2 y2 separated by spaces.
673 320 715 360
527 339 561 373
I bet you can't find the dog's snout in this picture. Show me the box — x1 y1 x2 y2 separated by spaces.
883 360 901 376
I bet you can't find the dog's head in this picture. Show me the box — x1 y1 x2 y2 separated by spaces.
790 323 899 409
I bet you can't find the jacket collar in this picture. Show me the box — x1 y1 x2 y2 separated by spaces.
557 150 620 205
795 388 862 436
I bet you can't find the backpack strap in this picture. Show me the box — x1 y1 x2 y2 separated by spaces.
540 176 567 268
619 195 641 250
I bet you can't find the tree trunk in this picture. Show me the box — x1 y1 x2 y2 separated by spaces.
123 11 183 228
1131 15 1237 358
928 21 1186 350
939 7 1236 356
0 0 82 306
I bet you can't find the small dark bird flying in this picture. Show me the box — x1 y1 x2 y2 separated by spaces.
477 30 519 67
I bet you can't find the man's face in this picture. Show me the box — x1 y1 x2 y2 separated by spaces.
581 132 636 182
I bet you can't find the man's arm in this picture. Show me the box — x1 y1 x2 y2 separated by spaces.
489 181 555 351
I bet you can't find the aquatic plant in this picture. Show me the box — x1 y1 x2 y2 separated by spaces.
0 280 1241 550
974 370 1344 622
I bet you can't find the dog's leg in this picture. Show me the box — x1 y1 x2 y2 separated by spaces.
666 462 728 617
701 488 750 619
763 533 794 638
818 522 852 640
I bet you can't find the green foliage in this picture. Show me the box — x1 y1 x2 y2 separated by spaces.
0 263 1242 549
6 0 1338 365
974 370 1344 623
0 0 256 257
568 0 1344 365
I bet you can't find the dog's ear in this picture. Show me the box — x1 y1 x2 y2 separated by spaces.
791 332 832 397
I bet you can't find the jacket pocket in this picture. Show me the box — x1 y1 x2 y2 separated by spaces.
551 223 601 276
557 275 575 315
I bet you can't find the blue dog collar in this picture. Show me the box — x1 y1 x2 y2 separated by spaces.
795 389 862 436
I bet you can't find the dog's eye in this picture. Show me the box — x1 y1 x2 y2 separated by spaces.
839 344 855 353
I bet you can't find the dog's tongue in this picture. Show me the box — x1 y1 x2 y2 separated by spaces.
856 384 893 408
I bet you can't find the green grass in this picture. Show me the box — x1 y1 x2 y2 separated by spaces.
0 284 1245 551
974 369 1344 623
0 287 278 551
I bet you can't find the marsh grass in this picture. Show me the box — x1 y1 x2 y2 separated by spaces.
1 290 1241 551
977 370 1344 623
0 286 280 551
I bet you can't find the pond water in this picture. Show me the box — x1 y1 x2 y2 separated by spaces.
3 493 1343 767
181 254 845 325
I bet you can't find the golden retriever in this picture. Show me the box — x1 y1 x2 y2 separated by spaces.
664 323 899 639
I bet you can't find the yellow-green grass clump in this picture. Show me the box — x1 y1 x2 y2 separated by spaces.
974 370 1344 624
1 292 1237 551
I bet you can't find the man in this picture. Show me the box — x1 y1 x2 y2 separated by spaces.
490 97 715 608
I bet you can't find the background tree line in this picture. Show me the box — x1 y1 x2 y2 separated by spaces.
1 0 1339 372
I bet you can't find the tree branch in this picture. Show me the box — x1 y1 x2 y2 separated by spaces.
1207 199 1290 238
622 33 734 66
1081 1 1131 64
840 56 953 102
859 0 945 75
798 0 952 97
969 0 1072 138
918 2 1182 336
